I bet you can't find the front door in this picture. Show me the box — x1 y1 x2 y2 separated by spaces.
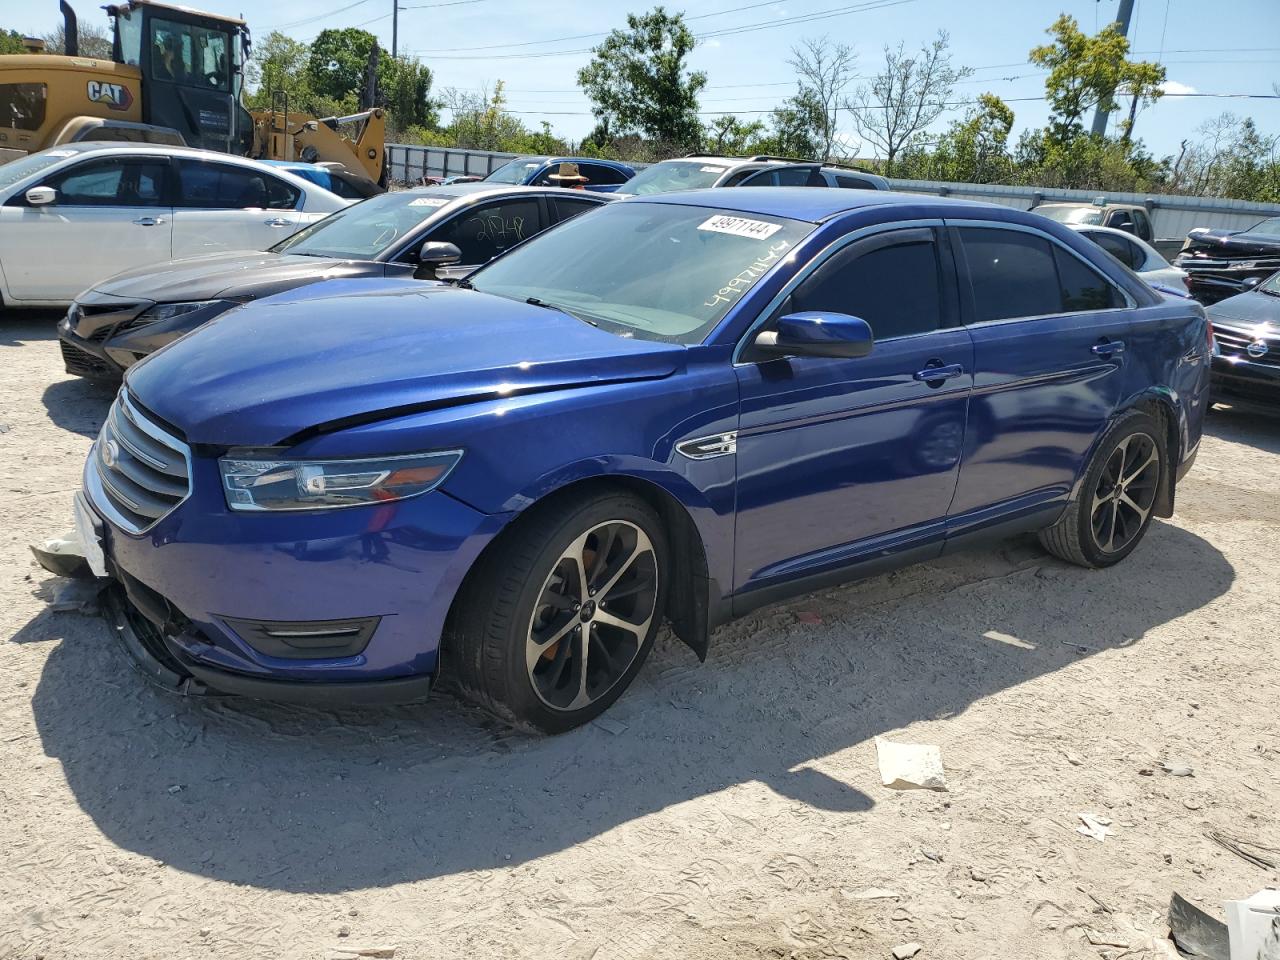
946 224 1132 527
732 226 973 598
422 195 547 280
0 155 173 302
170 158 303 258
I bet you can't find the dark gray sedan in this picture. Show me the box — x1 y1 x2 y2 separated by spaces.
58 184 611 380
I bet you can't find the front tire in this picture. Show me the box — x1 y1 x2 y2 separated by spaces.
445 491 668 733
1039 409 1165 568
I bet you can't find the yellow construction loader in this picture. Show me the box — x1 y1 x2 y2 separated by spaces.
0 1 385 186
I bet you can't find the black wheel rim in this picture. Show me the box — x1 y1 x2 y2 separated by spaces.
1090 433 1160 554
525 520 658 712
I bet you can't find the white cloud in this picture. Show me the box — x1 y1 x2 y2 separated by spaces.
1160 80 1197 96
704 38 722 48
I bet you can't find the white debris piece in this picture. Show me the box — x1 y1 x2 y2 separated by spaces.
1076 813 1113 842
1225 888 1280 960
875 737 947 791
892 942 923 959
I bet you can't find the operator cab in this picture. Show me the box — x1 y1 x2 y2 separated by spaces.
107 0 252 155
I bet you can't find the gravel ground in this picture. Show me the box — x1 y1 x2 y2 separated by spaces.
2 313 1278 960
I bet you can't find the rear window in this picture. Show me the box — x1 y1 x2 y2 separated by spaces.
1035 206 1103 226
176 159 299 209
0 83 47 131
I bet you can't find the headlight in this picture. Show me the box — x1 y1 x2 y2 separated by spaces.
219 450 463 512
135 300 230 324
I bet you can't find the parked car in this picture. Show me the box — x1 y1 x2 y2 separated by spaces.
259 160 384 200
57 183 610 380
1205 269 1280 413
484 156 636 193
619 155 887 196
1032 200 1156 244
81 189 1210 732
0 142 349 307
1175 217 1280 305
1069 223 1189 292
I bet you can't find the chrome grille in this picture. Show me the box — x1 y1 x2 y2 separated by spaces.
1214 327 1280 367
93 391 191 532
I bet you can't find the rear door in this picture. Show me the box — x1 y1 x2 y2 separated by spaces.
732 224 973 597
0 154 173 302
170 158 304 258
947 223 1133 531
421 194 548 279
547 194 606 224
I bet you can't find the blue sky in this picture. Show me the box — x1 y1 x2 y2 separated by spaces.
5 0 1277 159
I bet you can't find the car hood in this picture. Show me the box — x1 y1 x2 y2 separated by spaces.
125 280 686 447
90 251 376 302
1183 227 1280 258
1206 290 1280 327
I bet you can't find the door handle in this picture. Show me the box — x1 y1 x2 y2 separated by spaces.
132 216 166 226
913 362 964 384
1091 339 1126 357
263 217 291 227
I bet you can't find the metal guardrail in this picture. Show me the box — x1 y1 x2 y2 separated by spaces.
386 143 1280 238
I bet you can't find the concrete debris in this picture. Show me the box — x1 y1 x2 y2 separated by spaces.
891 942 922 959
1161 763 1194 777
1077 813 1112 842
876 738 947 791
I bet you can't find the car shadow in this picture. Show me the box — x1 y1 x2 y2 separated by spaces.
40 376 116 438
1206 404 1280 453
25 522 1232 893
0 309 63 347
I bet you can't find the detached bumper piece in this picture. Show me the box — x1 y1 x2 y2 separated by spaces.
105 567 431 707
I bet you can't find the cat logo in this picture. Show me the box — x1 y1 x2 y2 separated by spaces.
86 80 133 111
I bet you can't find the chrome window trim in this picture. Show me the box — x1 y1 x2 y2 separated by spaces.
945 217 1137 327
732 217 945 365
87 389 194 535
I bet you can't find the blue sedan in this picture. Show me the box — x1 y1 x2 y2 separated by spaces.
484 155 636 193
81 190 1210 732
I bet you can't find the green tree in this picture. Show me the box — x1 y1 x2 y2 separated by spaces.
1 30 28 54
926 93 1015 182
577 7 706 150
246 31 330 113
764 90 826 159
43 22 113 59
305 27 438 127
703 115 768 155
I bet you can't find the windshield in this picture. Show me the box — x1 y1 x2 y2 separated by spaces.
272 191 455 259
485 157 545 185
1259 271 1280 295
623 161 731 196
0 149 76 192
469 201 813 344
1246 217 1280 238
1036 205 1103 226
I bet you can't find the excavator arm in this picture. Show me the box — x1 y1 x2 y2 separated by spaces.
251 106 386 187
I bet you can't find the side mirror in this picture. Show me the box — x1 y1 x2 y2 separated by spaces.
753 312 874 360
25 186 56 206
1241 276 1263 290
413 241 462 280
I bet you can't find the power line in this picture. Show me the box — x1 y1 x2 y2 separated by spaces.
261 0 376 31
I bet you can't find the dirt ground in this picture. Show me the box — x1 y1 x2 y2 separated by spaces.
2 313 1278 960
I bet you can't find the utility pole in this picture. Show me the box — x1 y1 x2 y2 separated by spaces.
392 0 398 58
1089 0 1136 137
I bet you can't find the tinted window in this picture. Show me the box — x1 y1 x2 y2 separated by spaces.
577 163 628 186
46 157 167 206
1106 210 1135 234
740 169 775 187
836 175 876 190
959 228 1062 321
776 166 823 186
790 233 944 340
1131 208 1153 241
550 196 602 223
1084 230 1141 269
430 198 543 264
1 83 47 131
1054 246 1124 311
176 160 299 209
721 169 756 186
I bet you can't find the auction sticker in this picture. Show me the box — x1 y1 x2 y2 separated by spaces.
698 214 782 240
408 197 451 207
699 165 727 173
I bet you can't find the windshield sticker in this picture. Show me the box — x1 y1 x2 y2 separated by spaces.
703 239 792 310
46 150 77 158
699 166 727 174
698 215 782 241
408 197 450 207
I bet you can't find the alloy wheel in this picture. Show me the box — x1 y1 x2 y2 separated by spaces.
1089 433 1160 555
525 520 659 711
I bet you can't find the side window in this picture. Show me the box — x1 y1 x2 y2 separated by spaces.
1054 246 1125 311
739 169 777 187
836 175 876 190
430 198 543 264
176 160 300 210
958 228 1062 321
550 196 601 223
1085 230 1140 269
721 168 757 187
44 157 168 206
775 166 822 187
578 163 628 186
1131 209 1153 242
1106 209 1135 234
789 231 945 340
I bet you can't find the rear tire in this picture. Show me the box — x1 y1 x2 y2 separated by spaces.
1039 409 1165 568
444 491 668 733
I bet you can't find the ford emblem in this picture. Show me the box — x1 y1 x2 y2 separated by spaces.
1246 339 1269 359
100 438 120 468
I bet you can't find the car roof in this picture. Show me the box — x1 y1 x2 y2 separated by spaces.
402 183 614 202
627 187 987 223
1067 222 1160 251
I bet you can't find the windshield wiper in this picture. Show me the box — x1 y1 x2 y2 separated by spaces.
1257 286 1280 298
452 277 474 289
525 296 599 326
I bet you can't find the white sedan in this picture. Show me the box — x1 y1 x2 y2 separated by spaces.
0 143 349 307
1069 223 1190 293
